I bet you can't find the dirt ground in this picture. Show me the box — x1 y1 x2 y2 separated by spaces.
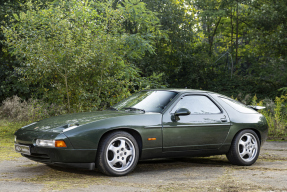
0 141 287 192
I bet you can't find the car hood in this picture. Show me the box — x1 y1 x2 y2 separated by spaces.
21 111 136 132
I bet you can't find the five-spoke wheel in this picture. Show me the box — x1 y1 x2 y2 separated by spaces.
106 137 135 172
226 129 260 166
238 133 258 162
96 131 139 176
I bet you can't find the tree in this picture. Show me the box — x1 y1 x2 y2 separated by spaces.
2 0 165 111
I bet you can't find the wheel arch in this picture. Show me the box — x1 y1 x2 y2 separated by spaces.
232 128 262 145
250 128 262 145
97 128 143 158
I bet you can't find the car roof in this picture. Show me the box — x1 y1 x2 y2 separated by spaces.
146 88 210 93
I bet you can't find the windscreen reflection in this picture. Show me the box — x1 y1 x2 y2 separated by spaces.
113 91 178 113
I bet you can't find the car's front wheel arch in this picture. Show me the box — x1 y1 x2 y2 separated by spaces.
97 128 143 159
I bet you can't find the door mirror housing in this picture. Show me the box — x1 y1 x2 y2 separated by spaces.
174 108 191 116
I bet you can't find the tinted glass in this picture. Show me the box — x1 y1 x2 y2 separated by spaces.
113 91 178 113
219 97 256 113
172 95 221 114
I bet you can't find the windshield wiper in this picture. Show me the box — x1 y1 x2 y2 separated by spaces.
107 107 118 111
123 107 145 113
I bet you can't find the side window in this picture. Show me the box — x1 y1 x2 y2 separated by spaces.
219 97 256 113
172 95 221 114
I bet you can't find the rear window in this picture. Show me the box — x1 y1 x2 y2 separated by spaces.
219 97 256 113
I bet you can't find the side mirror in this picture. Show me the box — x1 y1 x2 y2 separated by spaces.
174 108 191 116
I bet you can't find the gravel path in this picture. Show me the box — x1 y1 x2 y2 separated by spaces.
0 141 286 191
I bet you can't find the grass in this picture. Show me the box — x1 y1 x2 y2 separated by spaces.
0 120 28 139
0 120 29 161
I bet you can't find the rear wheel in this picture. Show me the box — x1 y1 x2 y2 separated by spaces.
96 131 139 176
226 129 260 166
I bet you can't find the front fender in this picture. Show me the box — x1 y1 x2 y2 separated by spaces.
63 113 162 150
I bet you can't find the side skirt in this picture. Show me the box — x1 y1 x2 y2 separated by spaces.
140 147 230 160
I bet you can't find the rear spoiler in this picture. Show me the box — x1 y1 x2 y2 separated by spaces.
248 105 266 111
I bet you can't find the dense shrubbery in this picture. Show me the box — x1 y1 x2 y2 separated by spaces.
1 0 166 112
257 96 287 139
0 96 66 122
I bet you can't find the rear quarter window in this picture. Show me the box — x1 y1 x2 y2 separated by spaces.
219 97 257 113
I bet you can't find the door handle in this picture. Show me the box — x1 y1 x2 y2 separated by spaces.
221 118 227 122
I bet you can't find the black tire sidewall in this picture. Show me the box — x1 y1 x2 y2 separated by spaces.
229 129 260 166
97 131 139 176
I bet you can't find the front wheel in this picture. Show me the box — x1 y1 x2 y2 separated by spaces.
226 129 260 166
96 131 139 176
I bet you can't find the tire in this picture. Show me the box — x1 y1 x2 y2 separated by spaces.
226 129 260 166
96 131 139 176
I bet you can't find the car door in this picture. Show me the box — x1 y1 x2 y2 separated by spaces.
162 94 231 152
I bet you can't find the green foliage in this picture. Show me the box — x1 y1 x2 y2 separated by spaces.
2 0 165 112
253 95 287 139
0 0 31 102
135 0 286 99
138 0 198 83
278 87 287 95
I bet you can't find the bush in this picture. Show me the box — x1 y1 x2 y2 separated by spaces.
0 96 66 122
254 95 287 139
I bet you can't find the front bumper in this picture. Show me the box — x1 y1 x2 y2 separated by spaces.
16 144 97 169
22 153 96 170
15 129 97 167
19 145 97 163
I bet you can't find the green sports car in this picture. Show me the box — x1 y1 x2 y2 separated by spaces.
14 89 268 176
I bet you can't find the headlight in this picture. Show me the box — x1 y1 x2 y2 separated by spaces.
35 139 67 148
35 139 55 147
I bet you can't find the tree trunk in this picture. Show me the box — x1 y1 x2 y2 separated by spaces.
98 68 103 98
64 70 70 113
209 17 222 56
236 1 239 66
230 6 233 54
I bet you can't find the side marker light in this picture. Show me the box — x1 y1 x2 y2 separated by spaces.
148 138 156 141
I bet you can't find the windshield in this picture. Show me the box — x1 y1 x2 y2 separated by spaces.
112 91 178 113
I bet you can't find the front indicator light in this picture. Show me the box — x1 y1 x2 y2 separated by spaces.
55 140 67 148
